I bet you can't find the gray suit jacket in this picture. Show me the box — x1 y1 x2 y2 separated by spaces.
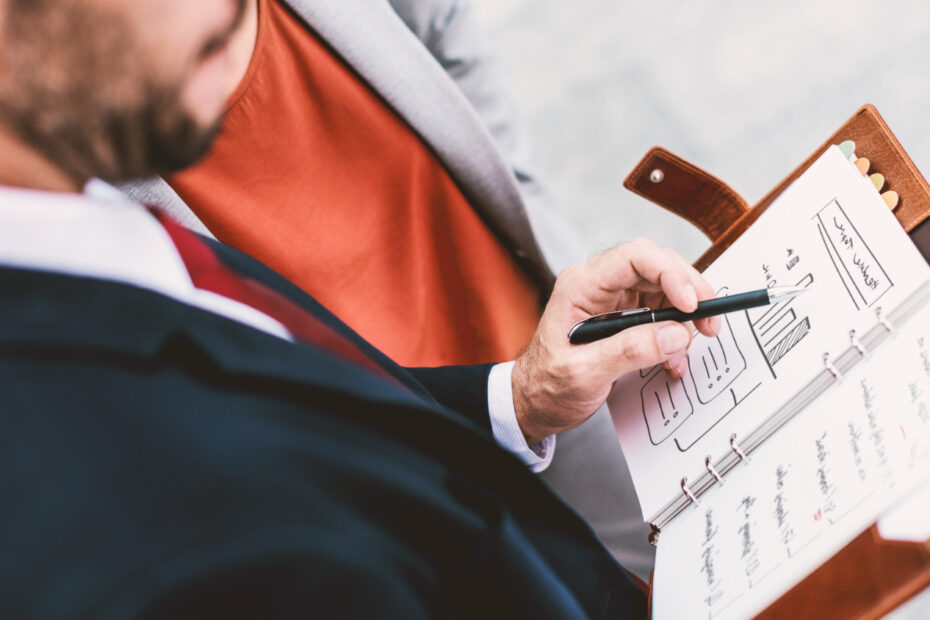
119 0 589 287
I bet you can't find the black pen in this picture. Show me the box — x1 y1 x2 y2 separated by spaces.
568 286 808 344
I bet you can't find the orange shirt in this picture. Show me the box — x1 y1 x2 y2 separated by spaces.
167 0 541 367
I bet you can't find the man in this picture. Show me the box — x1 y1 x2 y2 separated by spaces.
118 0 675 576
0 0 719 616
121 0 568 368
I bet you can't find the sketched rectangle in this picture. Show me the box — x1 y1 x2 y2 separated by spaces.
814 199 892 309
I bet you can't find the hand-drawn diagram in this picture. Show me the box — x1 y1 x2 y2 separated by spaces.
642 367 693 444
675 313 762 451
690 314 747 403
641 290 763 450
640 367 682 446
640 268 815 451
749 273 815 368
635 194 901 458
815 198 892 310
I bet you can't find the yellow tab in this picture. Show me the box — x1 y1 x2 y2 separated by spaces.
870 173 885 191
854 157 870 175
882 190 899 210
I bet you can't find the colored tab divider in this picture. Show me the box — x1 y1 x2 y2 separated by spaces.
837 141 900 211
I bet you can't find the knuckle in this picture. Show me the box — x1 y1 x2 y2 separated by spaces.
550 352 592 386
559 364 584 388
558 263 581 282
552 266 575 292
548 353 572 377
616 337 654 366
663 247 685 264
628 237 654 252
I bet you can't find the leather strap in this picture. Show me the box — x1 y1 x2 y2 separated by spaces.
623 106 930 272
623 147 749 242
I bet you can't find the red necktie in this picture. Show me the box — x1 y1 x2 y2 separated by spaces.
152 210 395 382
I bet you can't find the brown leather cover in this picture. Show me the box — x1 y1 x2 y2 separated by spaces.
756 526 930 620
645 523 930 620
631 105 930 618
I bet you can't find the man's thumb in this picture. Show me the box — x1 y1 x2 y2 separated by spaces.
656 323 691 356
594 321 691 375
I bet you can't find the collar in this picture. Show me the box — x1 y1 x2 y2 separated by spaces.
0 182 292 341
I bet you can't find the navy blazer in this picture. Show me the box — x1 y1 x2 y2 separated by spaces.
0 241 646 618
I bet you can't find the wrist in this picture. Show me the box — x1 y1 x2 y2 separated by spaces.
488 362 556 472
512 354 560 445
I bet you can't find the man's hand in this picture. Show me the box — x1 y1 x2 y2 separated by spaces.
512 238 720 445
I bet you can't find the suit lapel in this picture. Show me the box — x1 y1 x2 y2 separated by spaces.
282 0 552 287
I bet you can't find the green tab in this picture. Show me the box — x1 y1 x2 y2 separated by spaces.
837 140 856 159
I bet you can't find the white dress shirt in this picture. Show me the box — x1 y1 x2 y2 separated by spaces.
0 182 555 471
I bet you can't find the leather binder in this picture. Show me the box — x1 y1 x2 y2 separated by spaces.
625 104 930 619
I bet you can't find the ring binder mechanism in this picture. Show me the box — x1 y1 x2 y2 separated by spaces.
823 352 842 379
849 329 867 356
705 456 724 484
680 477 699 506
647 280 930 537
876 306 895 332
729 434 749 462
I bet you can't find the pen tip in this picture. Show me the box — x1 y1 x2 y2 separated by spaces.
768 286 808 302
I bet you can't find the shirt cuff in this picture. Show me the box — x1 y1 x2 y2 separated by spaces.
487 361 555 473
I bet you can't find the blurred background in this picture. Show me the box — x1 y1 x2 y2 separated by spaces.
472 0 930 263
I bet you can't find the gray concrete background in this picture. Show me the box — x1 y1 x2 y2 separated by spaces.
471 2 930 615
472 0 930 263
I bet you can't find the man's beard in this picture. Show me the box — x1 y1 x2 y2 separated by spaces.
0 84 222 183
0 1 223 184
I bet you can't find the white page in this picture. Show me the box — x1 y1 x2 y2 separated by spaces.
651 301 930 620
608 146 930 519
878 482 930 542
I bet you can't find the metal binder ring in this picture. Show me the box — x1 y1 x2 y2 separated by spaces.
876 307 895 332
681 477 699 506
730 434 749 462
705 456 724 485
648 525 661 546
823 353 842 379
850 330 867 356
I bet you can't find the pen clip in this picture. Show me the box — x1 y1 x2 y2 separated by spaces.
568 307 652 339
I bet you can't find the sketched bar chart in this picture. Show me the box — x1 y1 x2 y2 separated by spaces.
751 273 814 368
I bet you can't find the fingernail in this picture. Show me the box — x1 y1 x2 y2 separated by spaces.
665 354 685 378
711 316 722 333
683 284 698 311
658 324 690 355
